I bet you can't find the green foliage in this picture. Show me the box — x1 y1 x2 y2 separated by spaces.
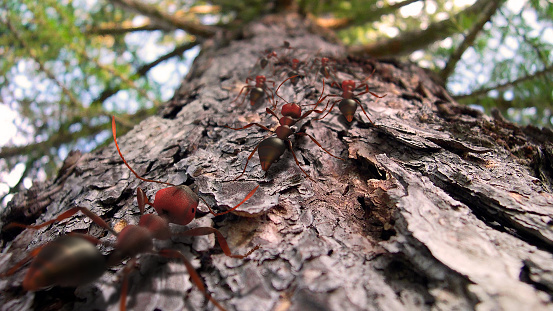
453 2 552 126
0 0 188 203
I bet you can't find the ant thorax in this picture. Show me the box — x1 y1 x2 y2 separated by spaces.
255 75 266 86
341 80 356 99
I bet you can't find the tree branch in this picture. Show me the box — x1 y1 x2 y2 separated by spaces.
86 23 165 35
108 0 219 37
0 105 152 162
505 5 550 66
348 0 504 57
5 18 82 109
453 64 553 99
315 0 423 30
93 40 199 105
439 0 503 82
0 124 106 160
136 40 200 76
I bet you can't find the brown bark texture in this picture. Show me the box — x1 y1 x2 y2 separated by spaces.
2 13 553 311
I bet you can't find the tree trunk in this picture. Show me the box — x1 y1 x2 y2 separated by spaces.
2 13 553 311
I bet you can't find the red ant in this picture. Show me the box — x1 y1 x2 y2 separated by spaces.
254 50 280 73
110 116 259 225
252 41 295 73
309 56 338 84
0 117 261 311
231 75 276 107
226 76 344 181
314 73 386 124
277 57 309 86
0 204 257 311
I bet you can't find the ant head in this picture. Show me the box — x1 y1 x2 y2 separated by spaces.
292 59 300 64
321 57 329 64
268 51 278 58
256 75 266 84
342 80 356 91
281 103 302 119
152 186 199 226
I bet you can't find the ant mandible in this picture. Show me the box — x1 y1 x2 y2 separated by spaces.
231 75 276 107
314 71 386 124
226 76 344 181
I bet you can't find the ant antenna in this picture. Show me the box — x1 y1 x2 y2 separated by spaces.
112 116 176 187
275 75 300 105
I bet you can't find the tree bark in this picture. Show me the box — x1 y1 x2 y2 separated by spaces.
2 13 553 311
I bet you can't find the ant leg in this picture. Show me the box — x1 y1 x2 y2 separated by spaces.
112 116 175 187
286 140 315 182
224 123 271 132
361 68 377 83
176 227 260 258
368 91 386 98
354 98 376 126
307 93 339 108
265 79 276 87
295 132 345 161
158 249 226 311
136 187 155 215
327 69 340 87
136 188 147 215
5 206 117 236
0 244 45 277
313 99 340 121
356 83 386 98
231 85 252 106
298 79 327 120
316 78 326 104
199 185 259 217
119 257 138 311
263 87 276 109
232 144 260 181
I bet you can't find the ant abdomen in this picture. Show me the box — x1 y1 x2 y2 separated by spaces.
23 236 106 291
249 87 264 105
339 98 358 122
258 137 286 171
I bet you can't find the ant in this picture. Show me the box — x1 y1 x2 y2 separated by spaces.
251 41 295 74
231 75 276 107
309 56 338 84
0 117 261 311
110 116 259 225
314 72 386 124
276 57 310 86
226 76 344 181
0 204 257 311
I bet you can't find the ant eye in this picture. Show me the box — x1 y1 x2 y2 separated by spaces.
191 208 195 213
